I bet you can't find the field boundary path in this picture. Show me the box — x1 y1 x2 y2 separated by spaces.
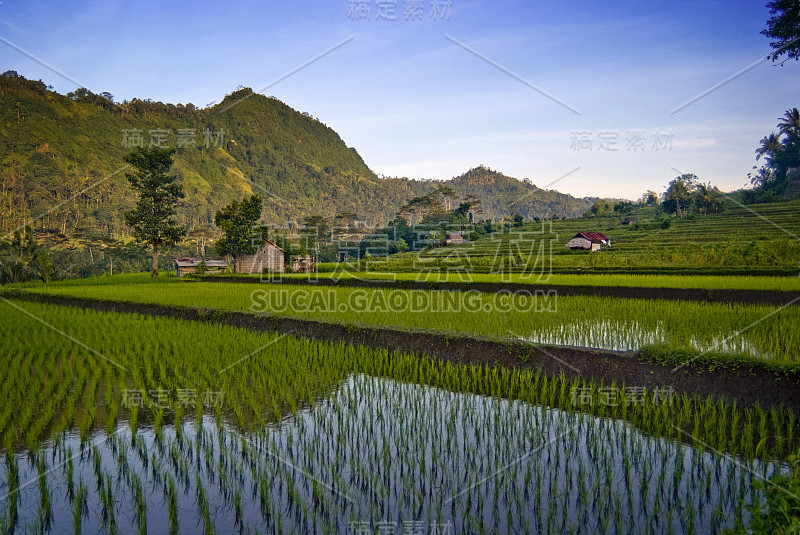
196 276 800 306
9 290 800 413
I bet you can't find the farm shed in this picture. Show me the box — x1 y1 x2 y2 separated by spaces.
235 240 285 274
565 232 610 252
291 256 315 273
174 257 229 277
446 233 464 245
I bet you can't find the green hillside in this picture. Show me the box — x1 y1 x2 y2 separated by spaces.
0 72 596 241
0 72 426 235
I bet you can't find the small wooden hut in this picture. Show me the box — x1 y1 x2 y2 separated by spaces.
565 232 610 252
174 257 229 277
446 233 464 245
235 240 285 274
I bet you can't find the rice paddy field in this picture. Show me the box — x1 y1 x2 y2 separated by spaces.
17 278 800 364
277 271 800 292
0 299 798 534
414 200 800 272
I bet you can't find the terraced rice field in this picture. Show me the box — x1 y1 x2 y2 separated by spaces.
0 299 796 534
400 200 800 271
18 280 800 363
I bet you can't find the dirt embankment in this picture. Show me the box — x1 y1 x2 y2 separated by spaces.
11 291 800 414
198 276 800 307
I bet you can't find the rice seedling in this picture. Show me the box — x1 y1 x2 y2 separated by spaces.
72 479 87 535
167 475 179 535
0 299 795 533
20 279 800 363
36 454 51 527
278 270 800 292
132 473 147 535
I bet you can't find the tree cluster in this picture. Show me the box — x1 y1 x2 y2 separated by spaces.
749 108 800 199
662 174 724 217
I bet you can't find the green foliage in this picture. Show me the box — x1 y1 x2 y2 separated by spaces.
763 1 800 63
748 108 800 197
613 201 634 215
0 73 418 237
1 74 603 258
123 147 186 275
663 174 696 218
450 165 596 220
0 226 47 284
213 195 263 257
726 447 800 534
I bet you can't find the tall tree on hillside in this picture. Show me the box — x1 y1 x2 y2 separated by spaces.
397 198 421 224
398 193 443 224
638 190 659 205
334 211 358 229
188 227 216 257
302 215 330 241
590 201 611 217
214 195 264 258
123 147 186 277
664 174 697 218
435 184 457 211
694 182 723 215
763 0 800 63
462 194 483 222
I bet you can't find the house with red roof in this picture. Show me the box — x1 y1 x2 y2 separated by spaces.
565 232 610 252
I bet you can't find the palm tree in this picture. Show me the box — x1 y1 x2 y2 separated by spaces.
748 165 775 188
778 108 800 139
694 182 723 215
0 227 46 284
755 133 784 166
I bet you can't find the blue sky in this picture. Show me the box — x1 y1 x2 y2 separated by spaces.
1 0 798 199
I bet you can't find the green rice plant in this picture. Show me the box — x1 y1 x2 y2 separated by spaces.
725 446 800 535
196 474 214 535
5 453 18 529
0 298 795 533
20 280 800 364
36 454 51 526
278 270 800 291
131 473 147 535
167 476 179 535
72 479 87 535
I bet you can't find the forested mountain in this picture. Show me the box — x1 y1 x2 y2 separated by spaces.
450 166 601 219
1 72 597 240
